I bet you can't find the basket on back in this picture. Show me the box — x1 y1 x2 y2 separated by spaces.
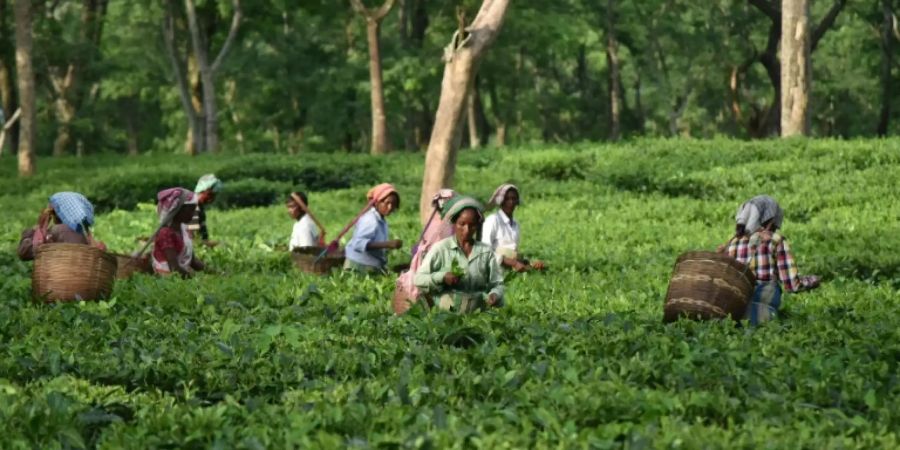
32 243 117 302
291 246 345 275
110 253 153 279
663 251 756 323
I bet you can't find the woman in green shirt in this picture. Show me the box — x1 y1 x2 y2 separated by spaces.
414 196 504 313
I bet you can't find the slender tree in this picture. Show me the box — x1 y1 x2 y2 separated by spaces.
13 0 34 176
606 0 621 141
876 0 895 136
350 0 395 155
419 0 510 223
163 0 241 154
780 0 811 136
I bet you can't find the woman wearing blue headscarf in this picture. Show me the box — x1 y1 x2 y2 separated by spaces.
17 192 107 260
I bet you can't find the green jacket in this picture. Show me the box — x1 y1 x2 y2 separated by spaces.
414 236 504 301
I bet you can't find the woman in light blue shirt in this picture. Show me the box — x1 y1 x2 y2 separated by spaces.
343 183 403 274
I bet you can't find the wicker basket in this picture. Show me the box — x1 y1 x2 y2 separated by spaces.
663 251 756 323
291 246 345 275
111 253 153 279
32 243 118 302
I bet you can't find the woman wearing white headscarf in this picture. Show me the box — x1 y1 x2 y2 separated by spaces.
721 195 820 325
481 183 545 272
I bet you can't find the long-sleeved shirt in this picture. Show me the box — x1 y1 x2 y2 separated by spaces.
414 236 504 301
345 208 388 269
481 210 520 263
289 215 319 250
725 231 807 293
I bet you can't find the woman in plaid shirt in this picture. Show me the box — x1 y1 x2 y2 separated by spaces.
722 195 820 325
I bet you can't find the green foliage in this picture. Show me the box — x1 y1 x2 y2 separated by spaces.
1 141 899 447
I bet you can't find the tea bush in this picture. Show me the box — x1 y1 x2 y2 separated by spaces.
0 139 898 448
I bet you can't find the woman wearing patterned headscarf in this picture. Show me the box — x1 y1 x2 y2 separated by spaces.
17 192 107 261
414 196 504 314
188 174 223 247
721 195 820 325
152 187 206 277
481 183 545 272
394 189 458 314
343 183 403 274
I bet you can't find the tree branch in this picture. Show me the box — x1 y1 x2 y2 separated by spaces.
747 0 778 22
210 0 242 74
812 0 847 52
373 0 395 21
162 0 195 126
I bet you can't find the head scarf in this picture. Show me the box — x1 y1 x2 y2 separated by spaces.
48 192 95 233
432 189 458 219
195 174 223 194
157 188 197 226
443 196 484 223
367 183 398 203
489 183 521 207
735 195 784 235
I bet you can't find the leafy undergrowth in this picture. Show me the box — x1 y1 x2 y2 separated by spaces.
1 139 898 448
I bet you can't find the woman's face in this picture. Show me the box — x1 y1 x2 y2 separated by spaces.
376 193 400 217
454 209 481 244
501 189 519 215
286 200 302 220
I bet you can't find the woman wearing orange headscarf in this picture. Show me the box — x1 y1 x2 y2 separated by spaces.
343 183 403 274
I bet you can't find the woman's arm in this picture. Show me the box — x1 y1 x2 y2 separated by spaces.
190 256 205 272
17 228 36 261
486 254 505 306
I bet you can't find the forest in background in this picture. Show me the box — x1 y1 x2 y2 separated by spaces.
0 0 897 159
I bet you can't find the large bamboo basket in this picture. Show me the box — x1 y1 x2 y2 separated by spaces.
32 243 117 302
110 253 153 279
291 246 345 275
663 251 756 323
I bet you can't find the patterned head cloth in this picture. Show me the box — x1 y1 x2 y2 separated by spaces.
49 192 95 233
443 196 485 223
488 184 521 207
366 183 398 203
432 189 458 218
735 195 784 235
157 188 197 226
195 174 223 194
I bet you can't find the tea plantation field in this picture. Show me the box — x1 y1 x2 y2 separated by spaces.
1 139 899 448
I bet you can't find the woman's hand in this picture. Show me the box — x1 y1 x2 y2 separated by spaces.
487 294 500 307
513 260 530 272
443 272 460 286
801 275 821 290
530 260 546 271
387 239 403 250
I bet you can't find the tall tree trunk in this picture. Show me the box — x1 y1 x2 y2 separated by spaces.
780 0 811 136
163 0 201 155
466 85 480 148
0 0 18 153
605 0 621 141
13 0 34 176
351 0 395 155
748 0 846 137
182 0 241 153
419 0 510 223
877 0 894 136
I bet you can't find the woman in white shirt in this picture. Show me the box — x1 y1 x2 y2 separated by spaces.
287 192 321 250
481 184 546 272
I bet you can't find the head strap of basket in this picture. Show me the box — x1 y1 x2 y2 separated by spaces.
157 188 197 227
